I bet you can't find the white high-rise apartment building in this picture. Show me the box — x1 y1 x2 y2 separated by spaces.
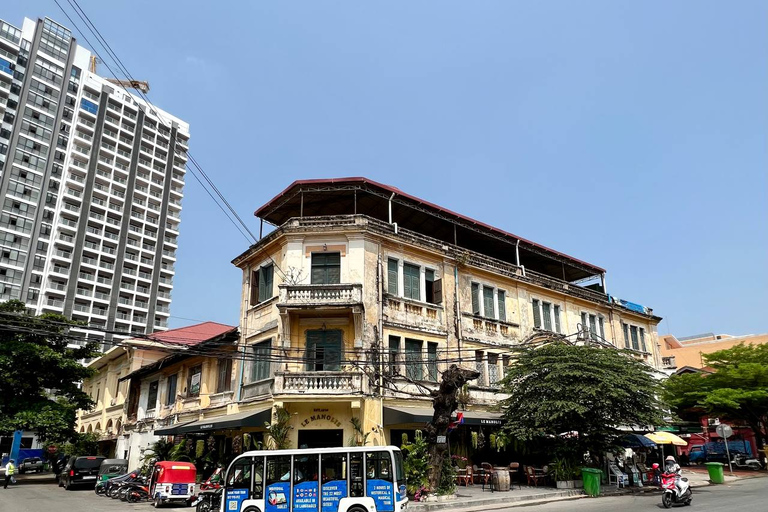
0 17 188 347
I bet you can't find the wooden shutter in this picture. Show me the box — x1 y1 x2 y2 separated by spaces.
405 339 423 380
623 323 630 348
403 263 420 300
471 283 481 315
532 299 541 328
250 269 259 305
387 258 398 295
483 287 494 318
630 326 639 350
497 291 506 322
639 328 646 352
554 305 561 333
432 278 443 304
542 302 552 331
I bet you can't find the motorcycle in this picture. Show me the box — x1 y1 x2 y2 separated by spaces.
191 487 223 512
730 453 763 471
190 467 224 511
661 471 692 508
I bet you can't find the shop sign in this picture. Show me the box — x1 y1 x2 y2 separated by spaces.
301 409 342 428
436 436 447 444
480 419 502 425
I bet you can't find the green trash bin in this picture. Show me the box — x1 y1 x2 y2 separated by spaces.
581 467 602 497
705 462 725 484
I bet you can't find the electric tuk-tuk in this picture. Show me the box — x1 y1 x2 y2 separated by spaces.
95 459 128 495
149 460 197 507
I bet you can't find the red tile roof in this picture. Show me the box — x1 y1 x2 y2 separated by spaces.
147 321 237 346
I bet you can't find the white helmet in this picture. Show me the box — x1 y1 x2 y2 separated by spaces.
665 456 676 462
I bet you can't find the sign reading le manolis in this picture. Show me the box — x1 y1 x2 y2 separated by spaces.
301 409 343 428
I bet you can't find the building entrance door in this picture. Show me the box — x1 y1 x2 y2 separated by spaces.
298 429 344 449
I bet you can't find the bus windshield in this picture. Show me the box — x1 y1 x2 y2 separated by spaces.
223 447 406 512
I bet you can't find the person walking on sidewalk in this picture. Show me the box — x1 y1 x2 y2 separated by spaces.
3 459 16 489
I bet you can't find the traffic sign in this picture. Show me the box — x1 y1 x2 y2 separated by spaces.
716 424 733 439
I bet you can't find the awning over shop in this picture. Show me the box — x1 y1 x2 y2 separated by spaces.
154 420 198 436
175 407 272 434
384 406 503 427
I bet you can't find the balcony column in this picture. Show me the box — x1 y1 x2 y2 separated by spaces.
353 306 364 348
279 309 291 349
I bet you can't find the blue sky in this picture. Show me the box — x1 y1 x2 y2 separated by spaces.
7 1 767 337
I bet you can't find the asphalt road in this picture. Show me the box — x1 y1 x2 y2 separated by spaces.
0 473 766 512
489 477 767 512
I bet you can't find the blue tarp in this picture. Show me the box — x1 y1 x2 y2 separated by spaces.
610 296 649 315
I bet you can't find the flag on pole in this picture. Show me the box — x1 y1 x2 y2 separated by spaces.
447 412 465 432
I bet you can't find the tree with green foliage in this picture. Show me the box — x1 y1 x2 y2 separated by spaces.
499 341 665 467
664 342 768 449
265 406 293 450
0 300 99 444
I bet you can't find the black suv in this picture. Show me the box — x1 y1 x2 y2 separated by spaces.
58 456 105 490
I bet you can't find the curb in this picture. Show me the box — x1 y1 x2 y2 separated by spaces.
410 490 585 511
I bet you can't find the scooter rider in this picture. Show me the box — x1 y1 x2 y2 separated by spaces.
664 456 683 492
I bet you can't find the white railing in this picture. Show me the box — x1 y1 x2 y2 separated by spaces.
278 283 362 306
274 371 365 395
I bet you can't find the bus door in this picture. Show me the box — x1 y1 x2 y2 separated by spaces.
366 451 394 512
225 456 263 512
292 454 319 511
350 452 365 500
265 455 291 512
321 453 347 512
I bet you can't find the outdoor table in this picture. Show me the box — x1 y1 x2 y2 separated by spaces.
455 468 468 486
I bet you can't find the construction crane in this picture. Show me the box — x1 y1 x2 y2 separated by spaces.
89 55 150 94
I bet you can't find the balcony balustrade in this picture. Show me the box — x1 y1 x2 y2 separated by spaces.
277 283 363 308
273 371 365 395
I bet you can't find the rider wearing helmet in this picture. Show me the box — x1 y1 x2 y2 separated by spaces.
665 456 681 473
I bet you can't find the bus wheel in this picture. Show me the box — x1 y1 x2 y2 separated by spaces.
243 507 261 512
348 507 368 512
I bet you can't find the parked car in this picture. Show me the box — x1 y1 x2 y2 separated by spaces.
18 457 45 474
58 456 105 490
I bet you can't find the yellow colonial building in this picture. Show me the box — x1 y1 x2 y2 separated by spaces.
221 177 662 450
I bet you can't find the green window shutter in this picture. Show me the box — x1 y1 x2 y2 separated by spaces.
427 343 438 381
311 253 341 284
403 263 420 300
471 283 481 315
253 339 272 381
581 312 588 333
388 336 400 374
598 316 605 340
553 305 561 333
639 328 646 352
630 326 639 351
387 258 398 295
497 291 506 322
542 302 552 331
532 299 541 328
623 323 630 349
483 287 494 318
589 315 597 340
405 339 423 380
258 265 273 302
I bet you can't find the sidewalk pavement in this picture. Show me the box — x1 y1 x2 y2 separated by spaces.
409 467 768 510
409 483 585 511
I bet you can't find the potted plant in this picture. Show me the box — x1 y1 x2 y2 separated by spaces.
548 458 583 489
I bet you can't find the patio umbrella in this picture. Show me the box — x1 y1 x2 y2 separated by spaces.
645 431 687 460
620 433 657 449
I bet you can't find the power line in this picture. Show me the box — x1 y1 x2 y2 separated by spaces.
52 0 258 246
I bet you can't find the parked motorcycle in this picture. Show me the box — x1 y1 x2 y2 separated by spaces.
191 487 223 512
661 471 692 508
730 453 763 471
